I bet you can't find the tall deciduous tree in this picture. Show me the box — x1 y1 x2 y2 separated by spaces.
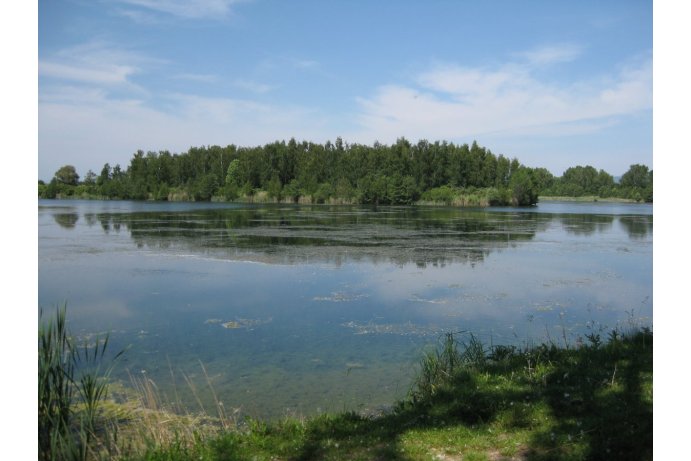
620 164 651 189
54 165 80 185
509 168 538 206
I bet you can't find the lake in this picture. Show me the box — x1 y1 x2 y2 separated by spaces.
38 199 652 419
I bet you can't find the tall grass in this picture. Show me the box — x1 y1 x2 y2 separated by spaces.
106 357 241 458
38 305 124 460
39 306 652 460
38 305 73 460
411 332 488 400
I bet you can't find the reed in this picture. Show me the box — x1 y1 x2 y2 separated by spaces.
411 332 465 399
40 306 652 460
38 305 124 460
38 305 74 460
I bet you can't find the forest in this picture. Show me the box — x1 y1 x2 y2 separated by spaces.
38 138 653 206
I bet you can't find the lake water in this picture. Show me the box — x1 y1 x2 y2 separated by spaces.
38 199 652 419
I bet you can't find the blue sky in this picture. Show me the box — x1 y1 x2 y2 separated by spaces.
38 0 652 181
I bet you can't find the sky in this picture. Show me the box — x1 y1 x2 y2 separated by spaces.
37 0 653 181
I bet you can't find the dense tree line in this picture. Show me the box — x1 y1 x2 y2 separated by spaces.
38 138 652 205
538 164 652 202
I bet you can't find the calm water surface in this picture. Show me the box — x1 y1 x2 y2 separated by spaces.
38 200 652 419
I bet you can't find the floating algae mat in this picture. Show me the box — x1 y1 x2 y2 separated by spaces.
39 200 653 420
219 318 272 329
340 320 447 337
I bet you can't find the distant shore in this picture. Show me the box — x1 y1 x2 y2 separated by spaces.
538 195 643 203
39 194 650 206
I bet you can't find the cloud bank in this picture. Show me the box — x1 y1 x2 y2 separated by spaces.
38 39 651 179
115 0 245 20
352 53 652 144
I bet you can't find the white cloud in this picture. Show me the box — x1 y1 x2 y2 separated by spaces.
114 8 161 24
38 88 335 179
38 36 651 179
417 65 529 100
173 73 219 83
232 79 275 94
115 0 245 20
37 40 337 178
257 56 322 74
352 52 652 143
515 44 583 65
40 85 111 105
39 41 156 91
292 59 319 70
39 60 137 85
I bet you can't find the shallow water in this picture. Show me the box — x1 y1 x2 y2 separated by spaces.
38 199 652 419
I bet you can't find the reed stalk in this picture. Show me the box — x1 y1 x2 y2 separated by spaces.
38 305 124 461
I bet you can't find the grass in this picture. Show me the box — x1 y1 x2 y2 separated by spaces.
40 309 653 460
39 305 125 460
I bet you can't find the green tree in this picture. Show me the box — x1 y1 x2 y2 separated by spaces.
192 174 217 201
530 167 555 193
509 168 538 206
494 155 511 188
266 175 283 201
155 184 170 201
619 164 652 202
97 163 111 186
358 174 387 205
334 178 355 202
313 183 334 204
561 165 599 195
225 159 241 186
83 170 97 185
284 179 302 203
41 179 60 198
620 164 651 189
386 174 418 204
54 165 80 186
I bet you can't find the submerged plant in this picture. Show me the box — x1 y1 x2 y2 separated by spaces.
38 305 124 461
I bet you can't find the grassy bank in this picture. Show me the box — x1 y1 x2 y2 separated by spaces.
40 309 652 461
538 196 641 203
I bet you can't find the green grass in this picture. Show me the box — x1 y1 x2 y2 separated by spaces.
40 308 652 460
120 328 652 460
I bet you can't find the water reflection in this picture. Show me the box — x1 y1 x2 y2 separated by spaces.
619 215 653 239
52 212 79 228
558 214 614 236
38 200 653 419
68 206 653 267
83 207 547 267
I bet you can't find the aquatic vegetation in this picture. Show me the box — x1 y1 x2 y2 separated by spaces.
408 294 450 304
340 320 446 337
118 327 651 460
313 292 370 302
39 201 653 458
219 317 272 329
204 316 274 329
37 307 651 460
38 305 124 461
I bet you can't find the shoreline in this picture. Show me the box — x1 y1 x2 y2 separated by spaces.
67 328 653 460
538 195 642 203
39 194 650 206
